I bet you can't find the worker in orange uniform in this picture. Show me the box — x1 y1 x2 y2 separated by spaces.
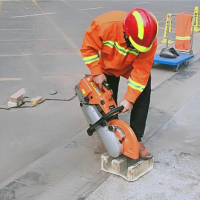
80 8 158 159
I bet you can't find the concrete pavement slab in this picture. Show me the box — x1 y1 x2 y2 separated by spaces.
87 169 200 200
0 127 110 200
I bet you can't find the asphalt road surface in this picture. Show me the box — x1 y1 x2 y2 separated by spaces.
0 1 200 198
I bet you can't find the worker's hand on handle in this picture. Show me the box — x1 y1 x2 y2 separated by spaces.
119 99 133 113
93 73 107 90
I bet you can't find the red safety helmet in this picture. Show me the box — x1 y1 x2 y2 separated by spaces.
123 8 158 52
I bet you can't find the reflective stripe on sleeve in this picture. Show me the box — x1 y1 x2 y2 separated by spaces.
103 40 139 56
103 41 114 48
128 48 139 55
83 54 100 64
128 78 145 92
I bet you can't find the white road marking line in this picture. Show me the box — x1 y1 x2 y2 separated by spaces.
43 75 68 79
0 52 79 57
0 78 22 81
21 53 33 56
80 7 102 11
11 12 57 19
0 53 33 57
134 2 149 4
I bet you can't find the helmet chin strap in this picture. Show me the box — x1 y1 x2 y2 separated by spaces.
123 31 135 49
123 31 131 48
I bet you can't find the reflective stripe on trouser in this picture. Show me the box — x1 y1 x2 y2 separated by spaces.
104 74 151 141
175 36 191 40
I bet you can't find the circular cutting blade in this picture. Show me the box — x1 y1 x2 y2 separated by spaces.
108 119 139 160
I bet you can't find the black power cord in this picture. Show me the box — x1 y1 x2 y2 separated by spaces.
0 95 77 110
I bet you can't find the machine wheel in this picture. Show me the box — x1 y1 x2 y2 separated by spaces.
174 64 180 72
183 61 189 66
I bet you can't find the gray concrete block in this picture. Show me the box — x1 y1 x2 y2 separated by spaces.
127 158 154 181
101 153 154 182
112 157 127 176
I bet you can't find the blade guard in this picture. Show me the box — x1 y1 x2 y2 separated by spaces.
108 119 139 160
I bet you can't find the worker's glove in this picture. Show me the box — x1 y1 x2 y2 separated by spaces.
119 99 133 113
93 73 107 90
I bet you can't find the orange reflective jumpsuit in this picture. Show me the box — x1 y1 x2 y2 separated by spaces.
80 11 157 104
175 13 192 50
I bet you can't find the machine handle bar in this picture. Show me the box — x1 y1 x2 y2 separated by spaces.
87 106 124 136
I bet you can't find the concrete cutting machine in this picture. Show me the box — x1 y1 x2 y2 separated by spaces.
75 75 154 181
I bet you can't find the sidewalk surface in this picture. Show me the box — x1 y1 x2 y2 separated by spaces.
0 1 200 200
87 64 200 200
